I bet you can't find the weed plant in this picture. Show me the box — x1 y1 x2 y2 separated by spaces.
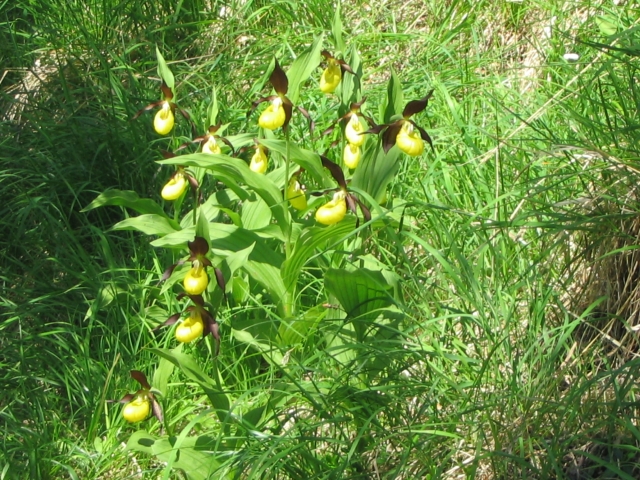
2 0 640 479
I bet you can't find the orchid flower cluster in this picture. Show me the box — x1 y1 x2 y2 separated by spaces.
115 44 435 423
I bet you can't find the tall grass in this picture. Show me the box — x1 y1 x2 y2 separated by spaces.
2 0 640 478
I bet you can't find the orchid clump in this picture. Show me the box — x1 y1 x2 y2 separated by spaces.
88 38 442 478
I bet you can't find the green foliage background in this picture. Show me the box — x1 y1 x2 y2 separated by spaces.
2 0 640 478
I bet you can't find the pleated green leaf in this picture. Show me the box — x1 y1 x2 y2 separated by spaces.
286 34 325 105
157 153 290 237
258 139 331 186
156 46 175 91
82 189 170 219
126 431 227 480
149 348 230 418
324 268 396 319
112 214 179 236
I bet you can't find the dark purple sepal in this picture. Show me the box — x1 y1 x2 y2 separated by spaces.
269 59 289 96
320 155 347 190
130 370 151 390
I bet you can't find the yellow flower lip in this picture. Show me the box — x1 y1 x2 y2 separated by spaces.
343 143 361 169
258 97 286 130
320 62 342 94
287 178 307 210
183 264 209 295
175 311 205 343
154 102 174 135
315 191 347 226
396 121 424 156
123 394 150 423
202 136 221 155
161 172 187 201
345 114 365 147
249 145 268 174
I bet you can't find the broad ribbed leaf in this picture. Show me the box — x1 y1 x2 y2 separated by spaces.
278 305 327 347
258 139 331 186
339 45 362 114
232 328 283 365
82 190 169 218
350 141 401 203
324 268 395 319
112 214 179 236
152 224 287 307
157 152 290 236
195 210 211 248
241 197 271 230
149 348 230 417
331 2 345 53
152 346 177 397
208 87 218 126
281 219 357 294
383 68 404 124
219 244 254 294
126 431 227 480
286 34 324 105
156 46 175 91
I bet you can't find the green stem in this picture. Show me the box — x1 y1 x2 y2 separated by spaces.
284 129 292 258
283 129 294 318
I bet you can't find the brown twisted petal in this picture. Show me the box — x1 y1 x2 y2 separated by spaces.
402 89 434 118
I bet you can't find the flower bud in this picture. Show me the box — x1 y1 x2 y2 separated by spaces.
287 178 307 210
175 311 205 343
319 62 341 94
249 145 268 174
202 136 221 155
343 143 361 169
345 114 365 147
161 172 187 201
123 394 150 423
183 264 209 295
396 122 424 157
154 102 174 135
315 191 347 226
258 97 286 130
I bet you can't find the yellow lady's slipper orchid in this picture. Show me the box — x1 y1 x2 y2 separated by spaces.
123 394 151 423
184 264 209 295
249 145 268 174
175 311 205 343
161 172 187 201
258 97 286 130
343 143 361 169
345 114 365 147
315 191 347 226
287 178 307 210
202 136 221 155
396 122 424 157
115 370 163 424
320 60 342 94
154 101 174 135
